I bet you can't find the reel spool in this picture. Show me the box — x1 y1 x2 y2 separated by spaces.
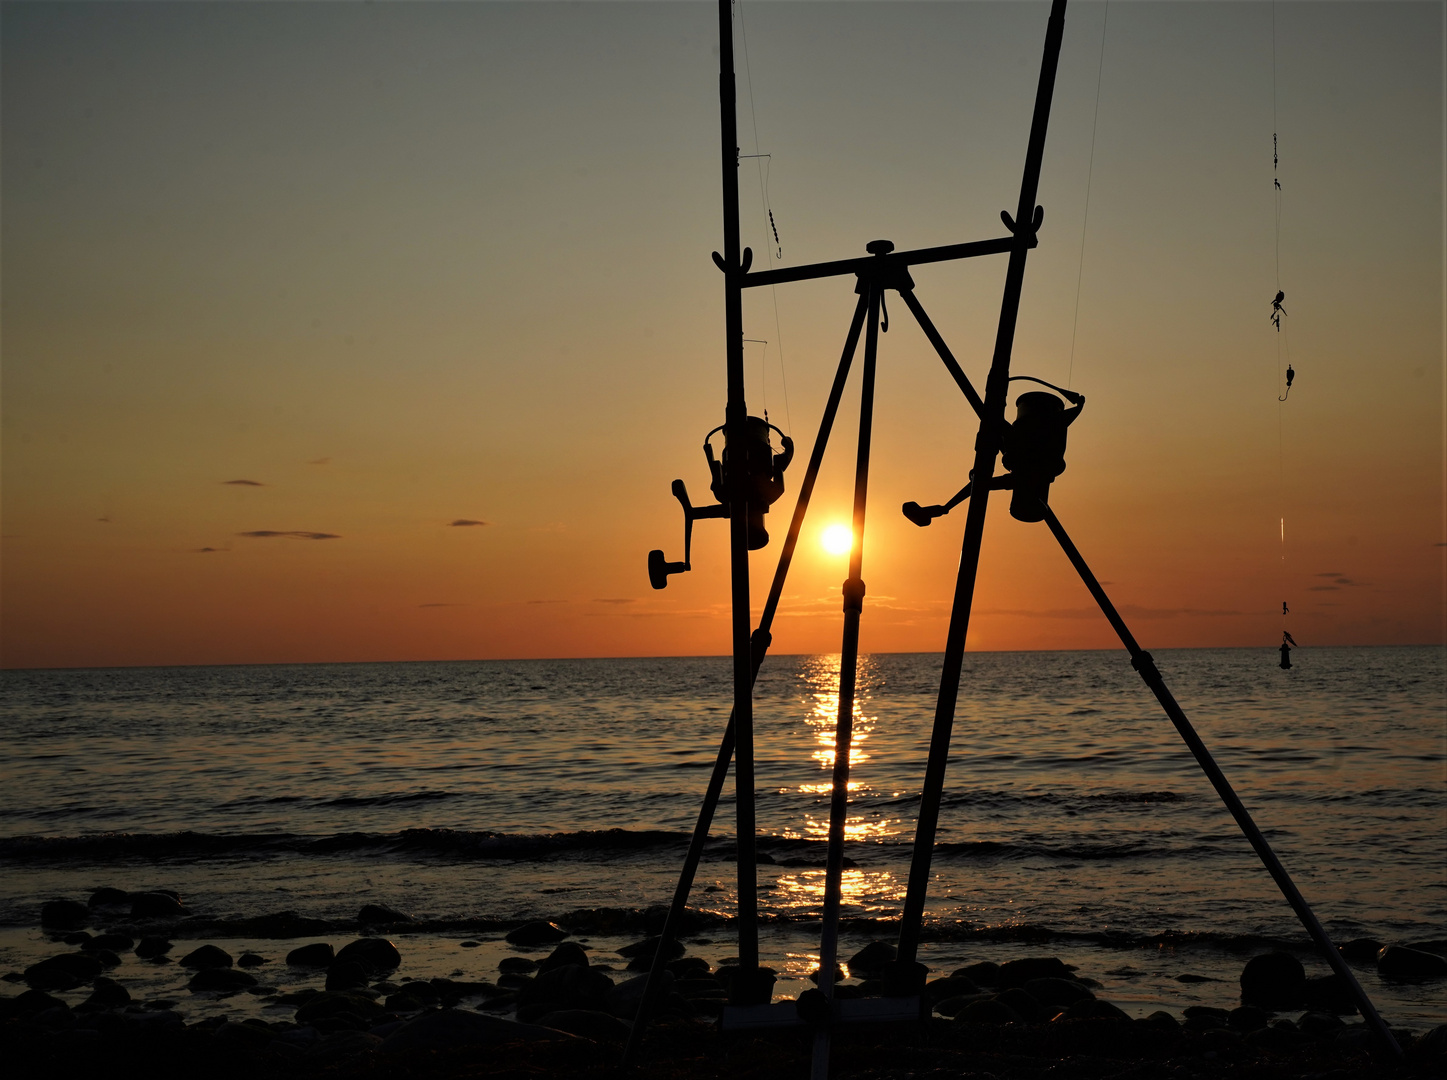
901 377 1083 527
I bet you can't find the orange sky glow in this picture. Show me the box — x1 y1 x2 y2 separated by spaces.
2 2 1442 669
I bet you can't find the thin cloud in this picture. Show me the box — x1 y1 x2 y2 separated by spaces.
223 479 264 486
308 457 331 465
238 530 340 540
194 547 225 553
419 603 464 608
976 605 1242 620
593 598 636 605
96 517 112 523
527 599 568 605
449 519 488 527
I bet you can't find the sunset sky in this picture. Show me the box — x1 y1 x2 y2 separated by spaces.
3 1 1442 669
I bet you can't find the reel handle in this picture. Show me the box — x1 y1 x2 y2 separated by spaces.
648 480 727 590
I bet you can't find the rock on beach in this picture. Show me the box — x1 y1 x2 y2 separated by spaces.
1240 951 1305 1009
357 904 412 925
180 944 233 969
286 942 335 967
128 891 188 920
39 899 89 930
24 952 103 992
335 937 401 974
505 920 569 946
1377 944 1447 979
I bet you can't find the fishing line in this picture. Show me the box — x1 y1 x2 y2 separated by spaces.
737 0 794 436
1066 0 1109 391
1271 0 1292 654
744 338 770 418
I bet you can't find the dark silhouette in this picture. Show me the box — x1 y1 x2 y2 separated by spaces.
1282 601 1288 615
631 0 1402 1066
1279 363 1294 401
1279 640 1292 669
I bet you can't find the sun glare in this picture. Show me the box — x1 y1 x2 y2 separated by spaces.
821 523 853 556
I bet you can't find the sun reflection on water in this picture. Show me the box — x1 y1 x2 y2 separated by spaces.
796 654 884 841
775 867 906 914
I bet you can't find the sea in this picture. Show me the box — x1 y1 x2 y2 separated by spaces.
1 647 1443 1029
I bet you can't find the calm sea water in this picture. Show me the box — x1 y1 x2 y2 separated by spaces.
1 648 1442 1026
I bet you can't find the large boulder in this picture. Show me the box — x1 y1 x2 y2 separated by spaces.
607 970 673 1019
505 921 568 946
1240 952 1305 1009
847 942 897 979
1409 1023 1447 1061
956 961 1001 986
955 996 1023 1025
619 936 685 962
295 991 386 1025
925 975 980 1003
326 961 370 991
1023 977 1095 1009
518 963 614 1013
187 968 257 993
997 957 1074 988
79 976 131 1011
286 942 335 968
129 892 188 920
335 937 401 974
24 952 103 991
1338 938 1383 963
85 933 134 953
1301 973 1357 1013
40 900 90 930
135 936 172 959
5 989 68 1018
998 987 1050 1022
87 888 131 911
180 945 233 969
1056 998 1130 1022
539 941 590 972
1377 945 1447 979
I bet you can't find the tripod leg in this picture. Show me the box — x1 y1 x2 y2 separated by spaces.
622 292 870 1067
896 0 1071 968
812 282 883 1080
898 289 984 419
1039 503 1403 1059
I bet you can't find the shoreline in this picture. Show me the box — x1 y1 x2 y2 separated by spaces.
5 900 1444 1079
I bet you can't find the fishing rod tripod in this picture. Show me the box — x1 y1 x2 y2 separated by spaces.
623 0 1401 1072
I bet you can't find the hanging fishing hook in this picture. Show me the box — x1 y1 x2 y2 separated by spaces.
1278 363 1294 401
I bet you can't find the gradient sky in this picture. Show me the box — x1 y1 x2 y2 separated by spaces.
3 1 1442 669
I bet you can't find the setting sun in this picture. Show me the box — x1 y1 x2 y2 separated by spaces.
821 523 853 556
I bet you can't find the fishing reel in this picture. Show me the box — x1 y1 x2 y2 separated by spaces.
648 416 794 589
902 377 1084 527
